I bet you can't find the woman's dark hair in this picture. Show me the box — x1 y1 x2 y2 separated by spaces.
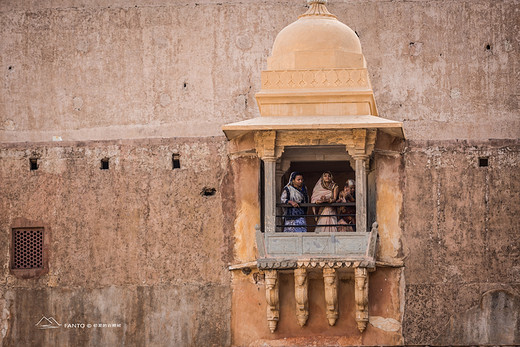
290 171 303 181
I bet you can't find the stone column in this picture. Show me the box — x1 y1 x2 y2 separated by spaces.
354 156 368 233
264 158 277 233
275 164 287 231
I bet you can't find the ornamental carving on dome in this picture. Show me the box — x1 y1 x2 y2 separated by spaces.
261 69 369 89
300 0 336 19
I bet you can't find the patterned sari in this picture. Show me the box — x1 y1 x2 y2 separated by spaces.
280 172 308 232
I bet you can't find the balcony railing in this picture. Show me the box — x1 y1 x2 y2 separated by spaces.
256 202 378 261
276 202 357 233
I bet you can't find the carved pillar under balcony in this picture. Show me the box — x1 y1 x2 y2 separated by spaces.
354 267 369 332
294 268 309 327
265 270 280 333
323 267 338 326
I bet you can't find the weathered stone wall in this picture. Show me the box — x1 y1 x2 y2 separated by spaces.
1 0 519 142
0 0 519 346
0 138 233 346
402 140 520 345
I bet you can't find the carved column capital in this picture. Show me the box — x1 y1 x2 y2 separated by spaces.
254 130 284 160
345 128 377 159
264 270 280 333
323 267 338 326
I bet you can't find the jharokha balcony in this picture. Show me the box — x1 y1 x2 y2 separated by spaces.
256 201 379 268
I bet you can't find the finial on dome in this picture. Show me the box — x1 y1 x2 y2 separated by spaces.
300 0 336 19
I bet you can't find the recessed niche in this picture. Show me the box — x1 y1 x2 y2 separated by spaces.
29 158 38 171
479 157 489 167
172 153 181 169
201 187 216 196
100 158 109 170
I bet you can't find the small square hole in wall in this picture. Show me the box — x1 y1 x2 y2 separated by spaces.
101 158 109 170
30 158 38 171
479 157 489 167
172 153 181 169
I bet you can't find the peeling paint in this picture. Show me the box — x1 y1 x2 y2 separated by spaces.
369 316 401 332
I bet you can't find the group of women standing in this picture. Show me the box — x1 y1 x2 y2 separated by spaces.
280 171 356 233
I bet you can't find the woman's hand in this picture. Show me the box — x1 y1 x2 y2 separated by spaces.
289 200 299 208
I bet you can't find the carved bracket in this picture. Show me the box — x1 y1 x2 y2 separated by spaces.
345 128 377 159
323 267 339 326
265 270 280 333
254 131 284 160
294 268 309 327
354 267 369 332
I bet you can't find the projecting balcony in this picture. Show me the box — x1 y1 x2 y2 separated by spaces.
256 202 378 269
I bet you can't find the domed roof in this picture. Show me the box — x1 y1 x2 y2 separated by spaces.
267 0 365 70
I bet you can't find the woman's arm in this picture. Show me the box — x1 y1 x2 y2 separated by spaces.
332 186 339 201
281 188 299 207
280 188 288 203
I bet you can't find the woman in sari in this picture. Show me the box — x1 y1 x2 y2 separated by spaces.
337 179 356 231
311 171 339 232
280 172 309 232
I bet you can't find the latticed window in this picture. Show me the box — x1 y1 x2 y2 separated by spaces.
12 228 44 269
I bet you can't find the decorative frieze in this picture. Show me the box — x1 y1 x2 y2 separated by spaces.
257 258 376 270
261 69 369 90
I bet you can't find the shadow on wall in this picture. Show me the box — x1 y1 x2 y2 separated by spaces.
434 290 520 345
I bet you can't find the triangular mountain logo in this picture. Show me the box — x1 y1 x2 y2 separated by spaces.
35 316 61 329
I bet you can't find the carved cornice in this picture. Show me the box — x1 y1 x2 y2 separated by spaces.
257 258 376 270
261 69 369 90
